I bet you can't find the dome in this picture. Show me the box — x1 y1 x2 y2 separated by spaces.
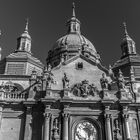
21 31 31 39
53 33 97 53
46 3 100 67
20 19 31 40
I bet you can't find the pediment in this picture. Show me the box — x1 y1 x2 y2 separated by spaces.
51 55 110 90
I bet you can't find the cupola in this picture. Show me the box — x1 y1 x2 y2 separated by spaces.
121 22 136 58
17 19 32 53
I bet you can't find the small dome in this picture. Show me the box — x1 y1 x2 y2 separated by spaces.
21 31 31 40
53 33 97 53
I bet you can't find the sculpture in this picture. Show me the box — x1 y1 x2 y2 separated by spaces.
114 119 122 140
117 70 125 90
100 73 109 89
62 73 69 89
46 72 55 88
72 80 99 97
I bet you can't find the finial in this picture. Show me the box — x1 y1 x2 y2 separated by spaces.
25 18 29 32
72 2 76 17
123 22 128 37
118 69 122 75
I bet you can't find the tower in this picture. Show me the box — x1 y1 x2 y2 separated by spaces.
17 19 31 53
113 23 140 80
121 22 136 58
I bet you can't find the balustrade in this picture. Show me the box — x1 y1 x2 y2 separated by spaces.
0 91 27 100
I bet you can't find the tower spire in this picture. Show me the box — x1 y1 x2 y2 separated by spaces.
123 22 129 37
25 18 29 33
72 2 76 17
16 19 31 53
121 22 136 57
67 2 81 34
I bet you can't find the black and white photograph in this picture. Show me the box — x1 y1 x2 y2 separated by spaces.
0 1 140 140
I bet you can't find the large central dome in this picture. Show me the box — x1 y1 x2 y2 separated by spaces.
46 3 100 67
53 33 97 53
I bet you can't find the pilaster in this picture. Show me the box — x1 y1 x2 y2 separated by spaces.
122 106 131 140
104 106 112 140
23 106 32 140
43 112 51 140
62 113 69 140
0 105 3 129
123 114 131 140
105 113 112 140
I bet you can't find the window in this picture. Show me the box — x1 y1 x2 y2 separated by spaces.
75 121 97 140
76 62 83 70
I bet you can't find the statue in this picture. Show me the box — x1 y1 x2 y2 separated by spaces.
100 73 109 89
62 73 69 89
114 119 122 140
47 63 52 72
117 70 125 90
46 72 55 88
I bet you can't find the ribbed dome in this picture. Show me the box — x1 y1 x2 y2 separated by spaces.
53 33 97 53
46 3 100 67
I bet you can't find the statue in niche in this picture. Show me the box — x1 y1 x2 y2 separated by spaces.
114 119 122 140
100 73 109 89
53 118 59 138
62 73 69 89
71 80 99 97
117 70 126 90
75 121 97 140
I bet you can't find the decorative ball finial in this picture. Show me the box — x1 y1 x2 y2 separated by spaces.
72 2 76 17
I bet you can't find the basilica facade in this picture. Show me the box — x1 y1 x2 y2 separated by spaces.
0 3 140 140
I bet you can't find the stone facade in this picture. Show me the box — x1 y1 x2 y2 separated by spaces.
0 3 140 140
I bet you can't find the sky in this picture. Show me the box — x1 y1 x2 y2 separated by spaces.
0 0 140 68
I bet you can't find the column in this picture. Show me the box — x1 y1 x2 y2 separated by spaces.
105 114 112 140
0 105 3 129
43 113 51 140
63 113 69 140
123 114 131 140
24 107 32 140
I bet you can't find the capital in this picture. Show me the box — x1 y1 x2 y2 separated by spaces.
63 113 70 119
123 114 129 120
26 106 32 114
44 113 51 119
105 114 112 120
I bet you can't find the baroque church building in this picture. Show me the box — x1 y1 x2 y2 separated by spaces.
0 3 140 140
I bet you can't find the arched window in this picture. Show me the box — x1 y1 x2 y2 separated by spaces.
74 121 97 140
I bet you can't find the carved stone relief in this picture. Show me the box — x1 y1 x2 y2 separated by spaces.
71 80 99 97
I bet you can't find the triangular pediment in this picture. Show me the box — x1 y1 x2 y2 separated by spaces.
51 55 110 90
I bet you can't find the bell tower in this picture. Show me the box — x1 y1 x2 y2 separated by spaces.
121 22 136 58
17 19 31 53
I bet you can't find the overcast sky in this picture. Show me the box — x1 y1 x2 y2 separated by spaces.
0 0 140 67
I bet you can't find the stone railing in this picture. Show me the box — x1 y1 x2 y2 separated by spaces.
0 90 27 101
